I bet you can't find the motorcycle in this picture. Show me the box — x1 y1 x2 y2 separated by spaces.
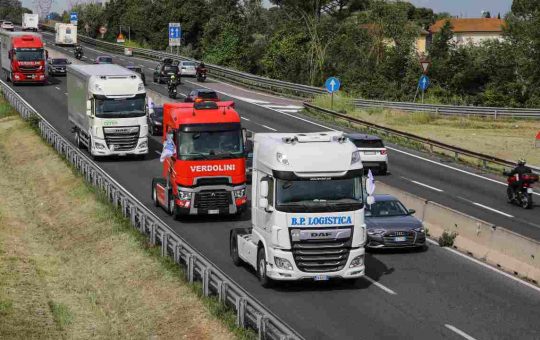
74 49 83 60
168 79 178 99
196 68 207 82
503 171 539 209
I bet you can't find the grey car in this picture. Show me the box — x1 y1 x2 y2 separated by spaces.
365 194 426 249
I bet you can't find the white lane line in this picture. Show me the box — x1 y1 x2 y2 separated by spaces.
276 109 301 113
82 56 88 59
472 202 513 218
265 105 304 109
55 86 61 90
363 276 397 295
261 124 277 131
155 151 161 155
240 117 250 121
402 177 444 192
147 67 154 71
445 324 477 340
64 93 68 95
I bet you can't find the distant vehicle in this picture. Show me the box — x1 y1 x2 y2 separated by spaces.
184 89 219 103
345 133 388 175
47 58 70 76
153 58 180 84
94 55 113 64
55 23 77 46
365 194 426 249
125 65 145 85
22 13 39 32
147 106 163 135
1 21 14 31
179 61 197 77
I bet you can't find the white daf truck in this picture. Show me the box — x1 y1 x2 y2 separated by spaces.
55 23 77 46
230 132 368 287
67 64 148 159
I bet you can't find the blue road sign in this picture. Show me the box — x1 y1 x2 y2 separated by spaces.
419 75 430 91
70 12 78 22
325 77 341 93
168 23 181 47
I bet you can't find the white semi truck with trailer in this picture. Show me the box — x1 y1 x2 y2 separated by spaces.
67 64 148 159
230 132 368 287
55 23 77 46
22 14 39 32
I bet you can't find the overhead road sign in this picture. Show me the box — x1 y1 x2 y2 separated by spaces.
325 77 340 94
70 12 78 25
168 23 181 47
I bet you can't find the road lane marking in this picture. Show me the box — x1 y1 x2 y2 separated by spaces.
155 151 161 155
472 202 513 218
55 86 61 90
402 177 443 192
445 324 477 340
261 124 277 131
82 56 88 59
363 276 397 295
240 117 250 121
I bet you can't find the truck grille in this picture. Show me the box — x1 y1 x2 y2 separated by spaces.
20 66 40 72
194 190 231 210
291 228 352 273
103 126 140 151
383 231 416 246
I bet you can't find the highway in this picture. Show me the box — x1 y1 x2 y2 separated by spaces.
4 32 540 339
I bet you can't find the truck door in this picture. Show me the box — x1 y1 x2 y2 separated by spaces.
256 175 274 237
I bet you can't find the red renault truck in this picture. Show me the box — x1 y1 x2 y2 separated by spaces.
0 31 47 85
152 101 247 218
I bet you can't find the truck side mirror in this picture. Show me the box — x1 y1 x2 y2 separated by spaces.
408 209 416 215
260 180 268 198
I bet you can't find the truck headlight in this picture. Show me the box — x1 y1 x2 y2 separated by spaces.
138 141 148 149
233 188 246 198
94 142 106 150
276 152 289 165
178 190 192 201
367 229 385 236
351 150 361 165
138 82 144 91
274 257 293 271
413 227 425 233
349 255 364 268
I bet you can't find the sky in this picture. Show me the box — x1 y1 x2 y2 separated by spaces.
23 0 513 18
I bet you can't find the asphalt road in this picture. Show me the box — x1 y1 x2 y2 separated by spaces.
4 32 540 340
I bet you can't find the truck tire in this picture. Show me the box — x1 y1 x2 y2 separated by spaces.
230 229 243 266
257 247 272 288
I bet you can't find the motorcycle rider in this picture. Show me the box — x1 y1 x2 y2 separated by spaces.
196 62 207 77
167 73 179 96
506 159 532 197
74 45 83 58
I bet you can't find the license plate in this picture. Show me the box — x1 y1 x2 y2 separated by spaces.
208 209 219 215
314 275 329 281
527 188 533 194
363 151 376 155
394 236 406 242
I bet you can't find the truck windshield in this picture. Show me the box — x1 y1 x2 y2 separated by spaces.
178 129 243 160
95 96 146 118
14 48 44 61
276 177 363 212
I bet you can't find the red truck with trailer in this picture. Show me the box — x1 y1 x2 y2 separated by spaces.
0 31 47 85
152 101 247 218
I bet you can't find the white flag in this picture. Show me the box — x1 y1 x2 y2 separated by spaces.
366 169 376 195
160 134 176 163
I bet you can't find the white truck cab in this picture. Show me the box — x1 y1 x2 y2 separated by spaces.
231 132 367 287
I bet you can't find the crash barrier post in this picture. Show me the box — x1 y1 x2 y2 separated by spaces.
0 80 303 340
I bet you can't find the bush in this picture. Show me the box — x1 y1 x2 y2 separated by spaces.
438 230 458 247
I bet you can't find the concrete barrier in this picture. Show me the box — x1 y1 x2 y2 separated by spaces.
375 181 540 285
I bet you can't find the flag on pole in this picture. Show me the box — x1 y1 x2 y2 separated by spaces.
160 133 176 163
366 169 376 206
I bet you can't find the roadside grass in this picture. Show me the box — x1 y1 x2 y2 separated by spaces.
311 94 540 168
0 96 17 119
0 105 252 339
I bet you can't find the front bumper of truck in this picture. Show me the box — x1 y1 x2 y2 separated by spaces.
265 247 365 281
175 184 247 215
91 137 148 156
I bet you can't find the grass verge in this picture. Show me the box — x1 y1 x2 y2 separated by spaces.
0 97 253 339
311 94 540 168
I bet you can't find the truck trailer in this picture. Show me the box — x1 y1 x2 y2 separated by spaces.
22 13 39 32
152 101 247 218
55 23 77 46
0 31 46 84
67 64 148 159
231 132 367 287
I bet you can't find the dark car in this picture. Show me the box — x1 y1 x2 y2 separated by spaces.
345 133 388 175
147 106 163 136
184 89 219 103
153 59 180 84
47 58 70 76
94 55 113 64
126 65 146 85
365 194 426 249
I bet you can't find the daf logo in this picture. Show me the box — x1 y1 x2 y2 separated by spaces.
210 192 216 197
311 232 332 238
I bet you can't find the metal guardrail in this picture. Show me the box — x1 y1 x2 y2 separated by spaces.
0 79 303 340
304 102 540 173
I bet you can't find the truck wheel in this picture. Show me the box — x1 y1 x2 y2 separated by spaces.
257 247 272 288
230 229 243 266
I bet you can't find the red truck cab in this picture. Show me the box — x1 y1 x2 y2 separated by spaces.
0 32 47 85
152 101 247 218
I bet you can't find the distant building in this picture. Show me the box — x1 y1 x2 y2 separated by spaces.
428 18 506 46
359 24 429 55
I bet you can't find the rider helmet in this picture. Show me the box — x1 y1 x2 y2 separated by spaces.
518 159 526 166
